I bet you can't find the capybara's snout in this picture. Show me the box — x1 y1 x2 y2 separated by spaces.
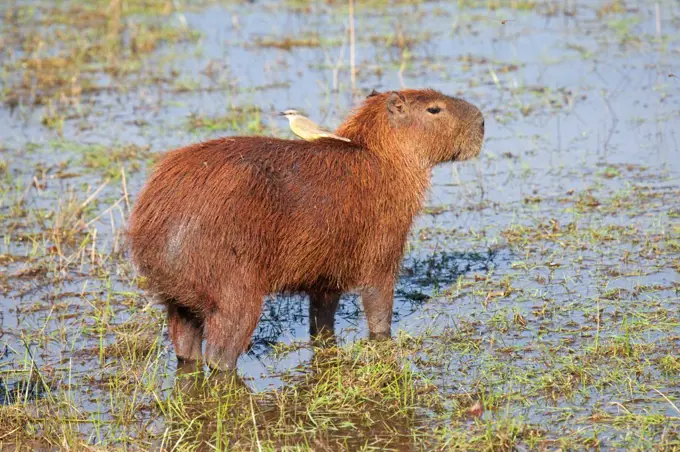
456 104 485 162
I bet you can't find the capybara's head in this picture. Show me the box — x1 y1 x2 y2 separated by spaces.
337 88 484 166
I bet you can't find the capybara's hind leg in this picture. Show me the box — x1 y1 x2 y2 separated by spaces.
167 303 204 362
360 283 394 341
204 291 263 371
308 291 341 344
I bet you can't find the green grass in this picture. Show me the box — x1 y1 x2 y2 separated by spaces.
187 107 265 134
2 150 678 449
1 0 679 449
0 0 203 132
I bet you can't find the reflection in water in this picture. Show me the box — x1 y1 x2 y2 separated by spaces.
3 0 676 446
158 361 252 451
0 345 53 406
160 246 497 448
162 337 436 450
0 377 51 406
247 248 508 358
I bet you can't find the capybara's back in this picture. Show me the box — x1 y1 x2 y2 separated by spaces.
128 89 485 370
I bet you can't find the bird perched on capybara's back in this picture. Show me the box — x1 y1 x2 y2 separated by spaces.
127 89 485 371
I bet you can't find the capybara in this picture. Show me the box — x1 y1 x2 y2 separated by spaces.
128 89 484 370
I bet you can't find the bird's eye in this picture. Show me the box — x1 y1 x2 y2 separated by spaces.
427 107 441 114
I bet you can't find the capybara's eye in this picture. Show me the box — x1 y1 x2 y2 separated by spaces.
426 107 441 114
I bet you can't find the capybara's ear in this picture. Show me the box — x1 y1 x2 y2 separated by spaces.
386 91 408 124
367 89 380 98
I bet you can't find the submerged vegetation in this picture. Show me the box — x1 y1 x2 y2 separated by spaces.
1 0 679 449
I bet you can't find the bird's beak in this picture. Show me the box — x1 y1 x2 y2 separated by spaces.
278 112 286 116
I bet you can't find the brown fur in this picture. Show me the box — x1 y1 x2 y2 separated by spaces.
127 89 484 370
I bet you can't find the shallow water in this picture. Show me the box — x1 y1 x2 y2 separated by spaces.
1 0 679 448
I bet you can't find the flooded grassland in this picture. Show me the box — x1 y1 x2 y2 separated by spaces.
0 0 679 449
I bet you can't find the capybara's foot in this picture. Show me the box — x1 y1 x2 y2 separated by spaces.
167 303 204 361
361 284 394 340
204 344 239 371
311 330 338 348
174 358 205 398
176 357 202 375
206 368 251 393
203 301 262 372
369 331 391 341
308 291 341 343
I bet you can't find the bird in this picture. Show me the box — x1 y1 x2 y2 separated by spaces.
279 110 351 142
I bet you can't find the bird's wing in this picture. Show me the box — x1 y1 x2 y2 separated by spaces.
297 116 333 134
297 117 351 142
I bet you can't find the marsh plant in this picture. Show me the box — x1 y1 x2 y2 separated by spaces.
0 0 679 449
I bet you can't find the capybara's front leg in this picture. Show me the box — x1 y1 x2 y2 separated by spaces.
360 283 394 340
167 303 203 363
308 291 341 344
203 293 263 371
